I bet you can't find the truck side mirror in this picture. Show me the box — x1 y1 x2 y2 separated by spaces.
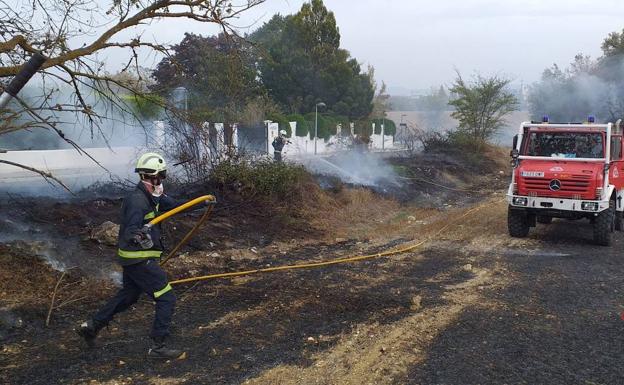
512 134 518 150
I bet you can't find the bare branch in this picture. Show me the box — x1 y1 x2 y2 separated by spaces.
0 159 74 193
45 270 66 327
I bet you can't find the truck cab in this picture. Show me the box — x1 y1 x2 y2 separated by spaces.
507 119 624 245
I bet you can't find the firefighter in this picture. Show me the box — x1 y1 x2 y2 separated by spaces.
77 152 184 359
272 129 290 162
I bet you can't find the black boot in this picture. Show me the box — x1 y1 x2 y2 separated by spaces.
76 319 102 347
148 336 184 359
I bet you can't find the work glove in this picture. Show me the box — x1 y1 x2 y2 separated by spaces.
132 227 154 249
204 195 217 206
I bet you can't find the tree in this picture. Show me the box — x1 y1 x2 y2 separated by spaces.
370 78 390 118
601 29 624 57
249 0 374 119
151 32 263 124
448 72 518 142
0 0 266 187
529 27 624 123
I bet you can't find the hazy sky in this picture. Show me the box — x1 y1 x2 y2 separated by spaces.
111 0 624 94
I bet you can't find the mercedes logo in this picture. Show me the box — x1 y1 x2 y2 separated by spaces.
549 179 561 191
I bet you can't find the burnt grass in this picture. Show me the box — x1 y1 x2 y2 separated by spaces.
5 150 624 384
8 216 624 384
408 220 624 384
2 238 475 385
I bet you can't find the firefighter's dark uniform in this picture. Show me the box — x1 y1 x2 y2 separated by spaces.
272 136 286 161
92 182 180 340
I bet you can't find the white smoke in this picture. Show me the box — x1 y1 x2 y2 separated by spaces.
299 151 400 188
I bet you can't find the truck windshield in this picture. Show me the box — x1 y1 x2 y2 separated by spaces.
525 132 604 158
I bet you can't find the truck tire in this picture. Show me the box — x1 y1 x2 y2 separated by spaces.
593 200 615 246
508 207 529 237
536 215 552 224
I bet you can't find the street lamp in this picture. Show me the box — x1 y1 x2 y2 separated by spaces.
314 102 326 155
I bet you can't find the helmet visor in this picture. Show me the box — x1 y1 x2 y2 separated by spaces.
137 169 167 179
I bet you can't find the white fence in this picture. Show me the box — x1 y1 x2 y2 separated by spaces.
0 120 396 195
267 121 395 156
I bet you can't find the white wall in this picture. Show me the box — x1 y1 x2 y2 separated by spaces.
0 147 140 195
281 121 394 156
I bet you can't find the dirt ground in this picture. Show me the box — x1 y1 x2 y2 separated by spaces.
3 150 624 385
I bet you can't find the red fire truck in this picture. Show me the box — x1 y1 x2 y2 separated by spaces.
507 118 623 245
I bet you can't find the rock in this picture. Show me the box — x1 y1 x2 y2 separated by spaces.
209 252 220 258
462 263 473 272
0 308 23 329
407 216 416 221
499 170 505 175
410 295 423 311
93 200 107 207
90 221 119 246
335 237 347 243
306 336 317 344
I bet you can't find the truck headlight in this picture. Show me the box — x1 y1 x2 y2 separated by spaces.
581 202 599 211
512 197 528 206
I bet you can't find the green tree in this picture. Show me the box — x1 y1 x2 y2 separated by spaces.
449 72 518 141
370 76 390 118
152 33 263 123
250 0 374 119
601 29 624 57
529 27 624 122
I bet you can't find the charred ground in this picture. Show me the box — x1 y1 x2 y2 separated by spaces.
3 148 622 385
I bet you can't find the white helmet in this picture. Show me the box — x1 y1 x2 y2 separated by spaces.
135 152 167 178
280 130 287 136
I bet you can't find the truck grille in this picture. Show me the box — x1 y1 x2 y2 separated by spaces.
521 174 591 197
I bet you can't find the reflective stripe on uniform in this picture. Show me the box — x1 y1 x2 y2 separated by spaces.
144 203 160 221
154 283 172 298
118 249 162 259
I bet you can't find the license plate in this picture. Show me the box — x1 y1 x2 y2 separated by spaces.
521 171 544 177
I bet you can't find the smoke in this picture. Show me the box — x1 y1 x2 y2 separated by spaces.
0 82 159 151
0 213 120 283
300 151 400 189
528 55 624 123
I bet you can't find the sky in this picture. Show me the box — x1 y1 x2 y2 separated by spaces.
105 0 624 94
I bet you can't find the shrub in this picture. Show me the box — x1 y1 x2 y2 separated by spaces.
353 119 373 137
120 93 164 119
417 129 487 154
267 113 292 136
210 158 311 201
370 118 396 135
287 113 309 137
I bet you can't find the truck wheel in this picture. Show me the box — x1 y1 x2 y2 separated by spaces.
593 200 615 246
508 207 529 237
536 215 552 224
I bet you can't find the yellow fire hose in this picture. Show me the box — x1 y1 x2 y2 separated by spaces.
144 195 216 267
147 195 216 227
154 197 493 286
